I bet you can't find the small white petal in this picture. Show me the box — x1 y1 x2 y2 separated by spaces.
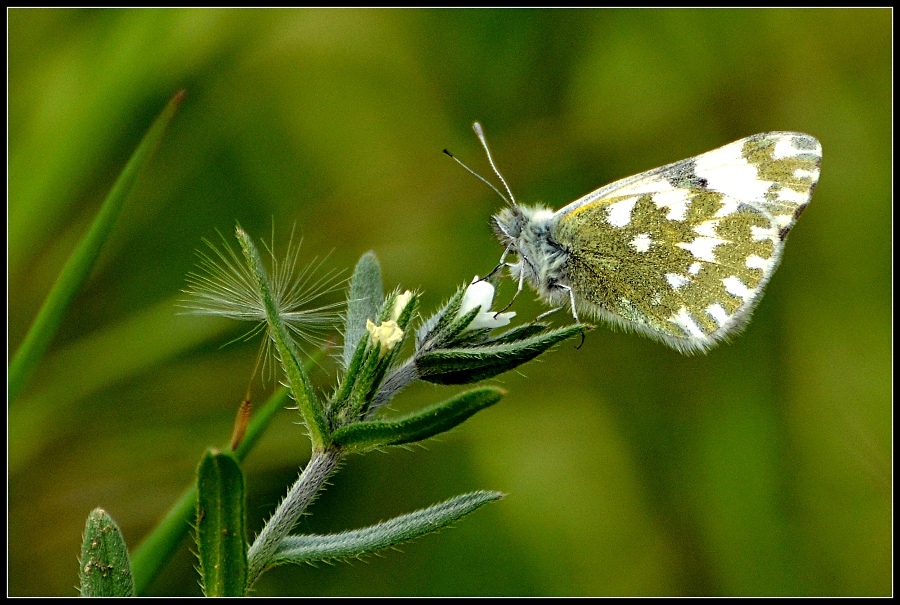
469 310 516 331
391 290 413 321
457 276 515 331
459 278 496 317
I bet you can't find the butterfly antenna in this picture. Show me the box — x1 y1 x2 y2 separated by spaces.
472 122 518 208
443 149 511 206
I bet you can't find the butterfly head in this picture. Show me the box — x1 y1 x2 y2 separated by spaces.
491 205 525 246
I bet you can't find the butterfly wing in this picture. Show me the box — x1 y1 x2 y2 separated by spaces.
552 132 821 353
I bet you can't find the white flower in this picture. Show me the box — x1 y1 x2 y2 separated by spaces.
366 319 404 355
391 290 413 321
458 277 515 331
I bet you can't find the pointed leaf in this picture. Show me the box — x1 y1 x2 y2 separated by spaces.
435 305 484 346
270 491 504 564
332 387 504 452
486 321 552 344
415 286 466 347
342 252 383 369
130 387 290 596
417 324 590 385
9 90 185 403
79 508 135 597
196 449 248 597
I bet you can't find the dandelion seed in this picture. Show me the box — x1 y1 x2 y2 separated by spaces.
182 225 346 379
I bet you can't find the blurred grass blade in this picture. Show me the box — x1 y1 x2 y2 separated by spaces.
131 387 290 596
79 508 135 597
8 90 185 403
332 387 504 453
197 449 248 597
9 299 224 474
270 491 504 564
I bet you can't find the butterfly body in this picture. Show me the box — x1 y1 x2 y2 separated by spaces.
489 131 822 353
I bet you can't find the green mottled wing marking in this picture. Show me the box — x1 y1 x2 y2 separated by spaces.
553 132 821 352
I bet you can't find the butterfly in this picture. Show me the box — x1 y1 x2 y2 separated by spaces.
450 124 821 353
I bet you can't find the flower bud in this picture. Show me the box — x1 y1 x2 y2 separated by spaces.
366 319 404 356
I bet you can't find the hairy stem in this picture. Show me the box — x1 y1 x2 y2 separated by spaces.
366 357 418 418
246 450 342 586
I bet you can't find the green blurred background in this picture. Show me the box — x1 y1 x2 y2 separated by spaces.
8 8 891 596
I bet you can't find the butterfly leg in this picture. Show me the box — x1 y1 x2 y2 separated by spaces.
558 284 580 323
493 259 525 318
480 246 512 283
536 287 584 347
535 306 562 320
556 284 585 348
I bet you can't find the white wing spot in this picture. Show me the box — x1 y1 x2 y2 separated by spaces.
688 262 702 275
774 213 795 229
713 196 740 218
665 273 690 290
706 303 730 326
773 136 808 159
693 220 720 238
723 276 753 300
695 148 771 202
746 254 772 271
630 233 653 253
606 197 639 227
776 187 809 204
651 189 691 221
751 225 779 242
677 237 726 262
670 307 705 338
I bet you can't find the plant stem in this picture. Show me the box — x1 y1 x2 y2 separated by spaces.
236 226 329 449
246 450 342 586
367 357 418 417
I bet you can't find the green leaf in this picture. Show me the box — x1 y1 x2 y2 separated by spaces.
332 387 504 452
9 90 185 403
196 449 248 597
415 286 466 347
330 332 371 418
130 387 290 596
486 322 553 344
236 226 328 450
417 324 590 385
79 508 135 597
270 491 504 564
345 337 384 418
436 305 483 346
342 252 383 370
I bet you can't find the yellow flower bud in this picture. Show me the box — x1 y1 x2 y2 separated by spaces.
366 319 404 356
